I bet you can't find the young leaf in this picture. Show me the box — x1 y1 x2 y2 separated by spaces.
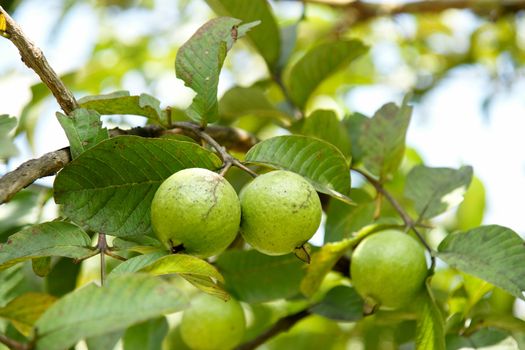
78 91 166 124
405 165 473 220
0 292 56 336
56 108 109 159
175 17 259 125
437 225 525 299
216 249 306 303
54 136 222 237
0 222 93 271
123 317 169 350
359 96 412 179
205 0 281 69
301 110 351 157
287 40 368 109
35 274 188 350
0 115 18 160
109 252 168 277
456 176 486 230
310 286 364 322
245 135 352 204
415 284 446 350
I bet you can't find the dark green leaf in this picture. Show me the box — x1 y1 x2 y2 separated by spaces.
287 40 368 109
301 110 351 157
78 91 165 124
56 108 109 159
343 112 368 164
0 292 56 336
310 286 364 322
405 165 473 219
123 317 168 350
219 86 291 124
216 250 306 303
0 115 18 160
175 17 259 124
35 274 188 350
205 0 280 68
245 135 352 204
54 136 222 237
359 96 412 178
437 225 525 299
45 258 82 297
32 257 52 277
416 284 445 350
0 222 93 271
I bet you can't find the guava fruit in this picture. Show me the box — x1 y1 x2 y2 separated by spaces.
180 294 245 350
350 230 428 309
239 170 322 255
150 168 240 258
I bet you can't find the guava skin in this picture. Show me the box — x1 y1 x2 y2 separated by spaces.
239 170 322 255
180 294 246 350
350 230 428 309
150 168 241 258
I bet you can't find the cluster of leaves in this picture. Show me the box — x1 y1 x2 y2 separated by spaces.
2 1 525 349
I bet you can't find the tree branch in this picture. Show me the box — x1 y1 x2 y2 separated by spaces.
0 7 78 114
236 310 311 350
0 333 30 350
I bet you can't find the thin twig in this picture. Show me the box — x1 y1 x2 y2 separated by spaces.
0 7 78 114
236 310 311 350
0 333 30 350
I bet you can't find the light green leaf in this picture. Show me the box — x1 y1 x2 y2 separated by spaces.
35 274 188 350
437 225 525 299
310 286 364 322
86 330 124 350
56 108 109 159
359 96 412 179
0 292 56 336
405 165 473 219
245 135 352 204
216 249 306 303
416 284 446 350
175 17 259 125
287 40 368 109
78 91 165 124
32 257 52 277
0 115 18 160
456 176 486 230
112 236 164 255
219 86 291 125
205 0 281 69
301 110 351 157
123 317 169 350
0 222 93 271
54 136 222 237
109 252 168 277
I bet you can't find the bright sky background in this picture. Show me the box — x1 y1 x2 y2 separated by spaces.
1 0 525 238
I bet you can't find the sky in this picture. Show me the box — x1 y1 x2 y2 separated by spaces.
1 0 525 238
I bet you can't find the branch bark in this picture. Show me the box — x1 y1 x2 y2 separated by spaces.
0 7 78 114
0 333 30 350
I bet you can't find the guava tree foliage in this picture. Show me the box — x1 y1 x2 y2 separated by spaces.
1 2 525 350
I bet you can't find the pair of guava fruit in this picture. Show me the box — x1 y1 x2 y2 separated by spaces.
150 167 322 258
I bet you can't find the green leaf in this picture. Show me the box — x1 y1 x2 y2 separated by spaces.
205 0 280 69
78 91 165 124
0 115 18 160
35 274 188 350
56 108 109 159
219 86 291 125
0 292 56 336
45 258 82 297
287 40 368 109
301 110 351 157
0 222 93 271
245 135 352 204
415 285 446 350
456 176 486 230
310 286 364 322
86 331 124 350
54 136 222 237
140 254 229 300
359 96 412 178
437 225 525 299
123 317 169 350
216 250 306 303
175 17 259 125
405 165 473 220
112 235 164 254
342 112 367 164
109 252 167 277
32 257 52 277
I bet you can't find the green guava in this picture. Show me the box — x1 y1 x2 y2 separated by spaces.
150 168 240 258
180 294 246 350
239 170 322 255
350 230 428 309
